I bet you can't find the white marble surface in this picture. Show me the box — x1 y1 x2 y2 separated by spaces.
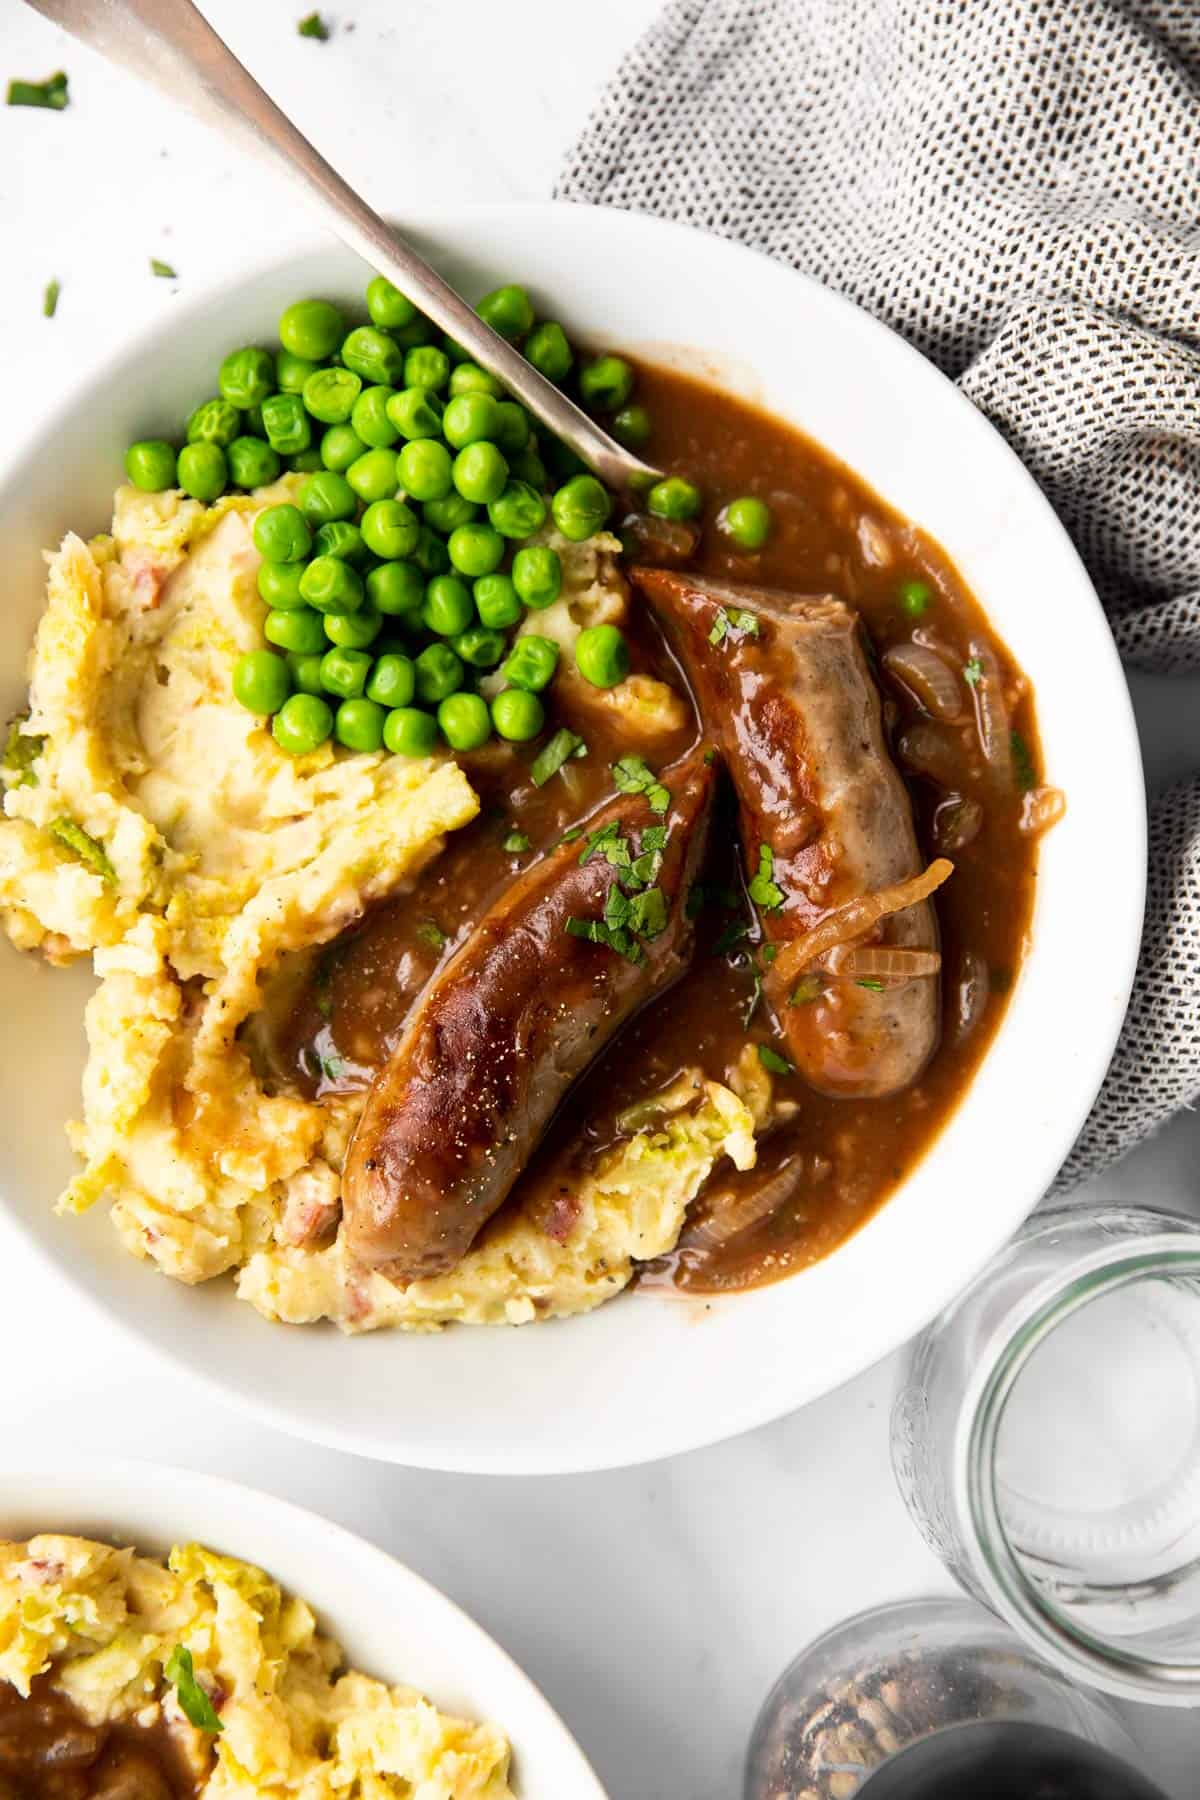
2 3 1198 1794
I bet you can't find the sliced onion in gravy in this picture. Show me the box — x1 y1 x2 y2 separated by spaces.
1020 784 1067 835
967 638 1013 785
883 642 963 722
825 945 943 983
774 859 954 987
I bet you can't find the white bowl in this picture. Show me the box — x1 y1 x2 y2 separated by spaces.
0 203 1145 1473
0 1458 606 1797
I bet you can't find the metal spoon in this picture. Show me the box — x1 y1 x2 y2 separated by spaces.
21 0 660 493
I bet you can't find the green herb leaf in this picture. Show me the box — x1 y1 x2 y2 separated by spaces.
42 279 60 318
7 71 69 110
627 847 662 889
532 729 585 787
164 1646 223 1734
628 886 668 939
747 843 785 911
1010 730 1037 793
565 916 644 963
641 825 668 853
789 973 823 1005
757 1043 794 1077
963 657 983 687
579 819 621 864
761 943 778 965
603 883 632 930
703 747 717 765
503 830 530 854
610 754 669 814
297 10 331 37
317 1051 347 1081
708 610 729 647
150 258 177 279
856 977 886 992
2 718 44 788
48 818 115 884
416 919 446 952
709 605 759 645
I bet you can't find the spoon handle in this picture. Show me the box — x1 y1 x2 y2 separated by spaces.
22 0 659 492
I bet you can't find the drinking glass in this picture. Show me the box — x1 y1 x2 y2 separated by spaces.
892 1203 1200 1705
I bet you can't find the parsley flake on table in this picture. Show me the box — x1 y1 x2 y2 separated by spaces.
150 258 177 279
298 11 331 38
747 843 785 911
7 71 69 110
757 1043 794 1077
164 1646 223 1734
42 279 60 318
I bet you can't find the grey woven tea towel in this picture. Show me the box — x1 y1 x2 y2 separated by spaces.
557 0 1200 1189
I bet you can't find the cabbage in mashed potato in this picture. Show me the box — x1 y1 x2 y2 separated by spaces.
0 1533 511 1797
0 482 759 1332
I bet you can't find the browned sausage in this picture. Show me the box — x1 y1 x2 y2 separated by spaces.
342 744 717 1282
631 568 940 1099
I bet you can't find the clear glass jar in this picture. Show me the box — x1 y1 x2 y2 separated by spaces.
892 1203 1200 1705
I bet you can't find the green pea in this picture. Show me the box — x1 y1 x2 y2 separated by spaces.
228 436 281 489
124 439 176 493
412 524 450 575
510 446 548 491
233 648 291 715
448 521 505 577
261 393 312 455
442 392 502 449
187 398 241 448
476 283 535 341
341 325 403 386
358 498 417 560
575 623 630 689
324 606 382 649
612 403 651 448
321 423 367 472
512 544 562 609
276 350 320 394
366 652 416 709
254 502 312 563
175 442 227 502
300 555 364 614
552 473 612 541
298 470 357 525
219 346 276 410
302 365 362 424
414 642 465 704
288 651 326 696
265 607 325 654
647 475 702 522
899 578 932 618
474 572 522 629
383 706 437 756
288 447 323 472
279 299 344 361
365 275 417 331
448 361 504 399
320 645 373 699
718 495 771 550
453 441 509 504
387 387 444 442
491 686 545 742
437 691 491 751
390 312 435 350
272 691 333 755
404 346 450 391
524 320 573 383
313 520 367 564
347 448 400 503
351 385 399 447
579 354 635 413
367 560 424 619
423 493 477 534
501 634 559 692
397 438 452 501
257 561 307 610
494 401 530 455
422 574 475 637
488 479 546 540
336 696 386 753
453 625 506 669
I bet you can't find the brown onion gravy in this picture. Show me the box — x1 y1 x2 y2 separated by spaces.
256 360 1039 1295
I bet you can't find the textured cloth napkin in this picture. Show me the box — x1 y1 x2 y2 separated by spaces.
557 0 1200 1189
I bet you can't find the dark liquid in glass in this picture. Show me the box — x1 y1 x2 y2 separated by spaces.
859 1721 1168 1800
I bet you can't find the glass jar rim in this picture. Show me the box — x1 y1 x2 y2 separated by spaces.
961 1232 1200 1704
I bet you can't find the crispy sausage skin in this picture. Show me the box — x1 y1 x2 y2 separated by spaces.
343 744 717 1282
632 568 940 1099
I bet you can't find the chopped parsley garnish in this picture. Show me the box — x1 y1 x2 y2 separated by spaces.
569 815 673 963
703 747 717 765
628 886 668 939
709 606 761 646
747 843 785 911
48 818 115 884
503 830 530 853
565 916 644 963
757 1043 794 1077
416 919 447 952
164 1646 223 1734
559 825 583 844
317 1051 347 1081
42 279 59 318
7 71 69 110
641 825 668 853
789 972 823 1005
963 657 983 687
761 943 778 965
611 754 669 815
579 819 622 865
531 729 585 786
712 916 750 957
2 718 44 788
298 10 331 37
856 977 886 992
1011 730 1037 792
150 258 177 279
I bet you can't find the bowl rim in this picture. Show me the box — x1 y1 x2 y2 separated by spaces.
0 201 1146 1473
0 1454 610 1795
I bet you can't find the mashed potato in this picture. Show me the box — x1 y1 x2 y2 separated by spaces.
0 482 759 1331
0 1534 511 1797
